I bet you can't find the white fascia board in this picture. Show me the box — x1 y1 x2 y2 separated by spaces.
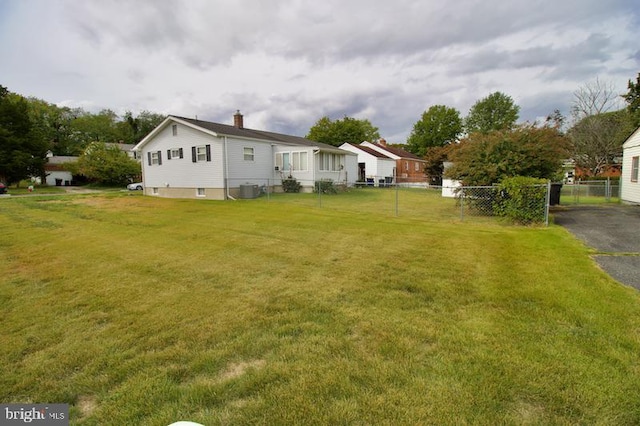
622 126 640 149
133 116 222 151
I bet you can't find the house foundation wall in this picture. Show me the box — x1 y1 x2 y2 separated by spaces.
144 187 226 200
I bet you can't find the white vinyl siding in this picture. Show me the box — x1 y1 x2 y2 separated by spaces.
244 147 254 161
621 128 640 204
142 122 224 191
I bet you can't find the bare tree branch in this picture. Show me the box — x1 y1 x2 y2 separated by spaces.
571 77 622 121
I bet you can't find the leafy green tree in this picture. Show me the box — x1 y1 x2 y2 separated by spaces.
69 142 141 185
422 144 456 185
120 110 166 145
567 109 635 176
622 72 640 127
25 97 81 155
306 116 380 146
70 109 122 149
406 105 462 157
465 92 520 134
0 86 49 184
447 125 570 186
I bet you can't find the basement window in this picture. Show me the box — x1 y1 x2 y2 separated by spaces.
196 188 205 197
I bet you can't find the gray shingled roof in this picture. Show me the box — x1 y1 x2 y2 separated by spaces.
174 116 347 153
366 142 423 160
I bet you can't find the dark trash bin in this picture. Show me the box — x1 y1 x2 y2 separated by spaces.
549 183 562 206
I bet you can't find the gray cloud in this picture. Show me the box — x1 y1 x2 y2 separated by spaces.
0 0 637 143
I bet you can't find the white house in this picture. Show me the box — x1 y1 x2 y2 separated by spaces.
44 151 77 186
339 143 396 185
621 126 640 204
133 112 357 199
360 140 427 184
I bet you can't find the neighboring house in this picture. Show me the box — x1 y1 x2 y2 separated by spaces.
339 143 396 185
133 112 357 199
360 140 427 184
106 143 139 160
621 126 640 204
44 151 78 186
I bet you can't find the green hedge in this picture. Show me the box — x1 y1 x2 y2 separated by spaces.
494 176 548 224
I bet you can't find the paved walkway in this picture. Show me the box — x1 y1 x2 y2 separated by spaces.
553 205 640 290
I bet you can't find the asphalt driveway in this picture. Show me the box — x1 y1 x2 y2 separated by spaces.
553 205 640 290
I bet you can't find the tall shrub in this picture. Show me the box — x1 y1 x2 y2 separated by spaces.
494 176 548 224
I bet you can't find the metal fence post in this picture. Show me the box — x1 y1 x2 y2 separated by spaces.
460 190 464 221
395 179 399 217
545 181 551 227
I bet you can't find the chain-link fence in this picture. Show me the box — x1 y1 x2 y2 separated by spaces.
560 180 619 204
222 178 553 226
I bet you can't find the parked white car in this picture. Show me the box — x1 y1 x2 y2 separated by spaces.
127 182 143 190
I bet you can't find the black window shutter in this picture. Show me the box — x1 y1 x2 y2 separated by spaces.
167 149 171 160
147 152 152 166
179 148 184 159
192 146 197 163
157 151 162 165
205 144 211 162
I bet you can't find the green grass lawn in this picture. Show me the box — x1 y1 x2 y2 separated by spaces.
1 191 640 425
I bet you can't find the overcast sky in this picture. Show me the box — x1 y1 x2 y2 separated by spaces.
1 0 638 142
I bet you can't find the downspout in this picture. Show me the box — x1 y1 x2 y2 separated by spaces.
224 136 236 200
313 149 319 187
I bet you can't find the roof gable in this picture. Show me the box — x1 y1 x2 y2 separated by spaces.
623 126 640 149
367 142 422 160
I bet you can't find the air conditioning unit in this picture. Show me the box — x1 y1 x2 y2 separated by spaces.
239 184 260 199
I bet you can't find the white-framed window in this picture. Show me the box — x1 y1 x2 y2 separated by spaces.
292 152 308 171
415 162 420 172
168 148 183 160
196 188 205 197
172 124 178 136
318 152 343 171
244 147 254 161
192 145 211 163
276 151 308 171
404 161 409 171
151 151 160 165
632 156 639 182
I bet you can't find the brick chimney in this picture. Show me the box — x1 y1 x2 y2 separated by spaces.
233 110 244 128
379 138 387 147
